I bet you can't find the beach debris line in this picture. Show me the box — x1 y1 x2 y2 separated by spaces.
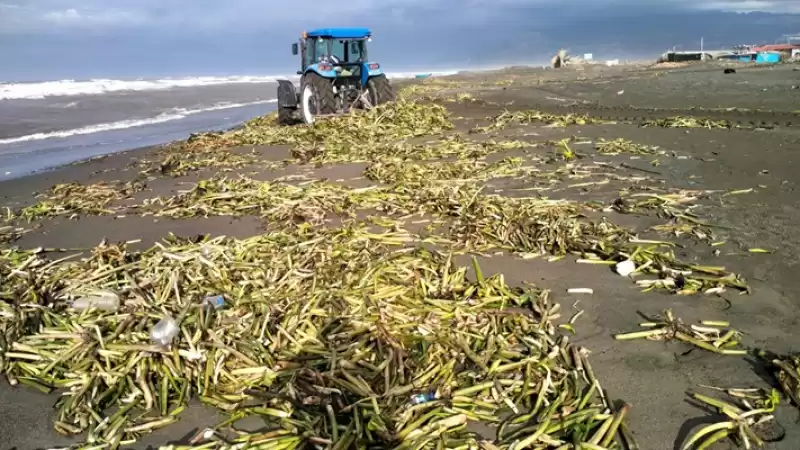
471 109 612 134
130 98 457 178
642 117 733 129
683 387 781 449
0 223 639 449
614 309 748 355
140 145 267 178
134 172 750 296
181 98 454 163
609 189 725 243
19 180 146 221
594 138 660 155
4 96 751 299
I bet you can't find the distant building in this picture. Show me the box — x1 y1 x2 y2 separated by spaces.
751 44 800 52
750 44 800 60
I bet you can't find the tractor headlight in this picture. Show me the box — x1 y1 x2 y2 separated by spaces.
335 66 343 73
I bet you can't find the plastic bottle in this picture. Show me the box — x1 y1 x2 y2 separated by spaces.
150 315 180 346
71 290 120 311
410 392 437 405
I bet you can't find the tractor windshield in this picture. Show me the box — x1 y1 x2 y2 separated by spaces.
304 37 368 66
330 39 367 63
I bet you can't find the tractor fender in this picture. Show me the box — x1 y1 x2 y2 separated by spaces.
360 62 385 88
277 79 298 108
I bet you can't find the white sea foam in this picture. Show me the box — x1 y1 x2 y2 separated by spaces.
0 76 285 100
0 100 277 145
0 71 462 100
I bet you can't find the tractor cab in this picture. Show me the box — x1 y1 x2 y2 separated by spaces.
292 28 378 78
276 27 395 126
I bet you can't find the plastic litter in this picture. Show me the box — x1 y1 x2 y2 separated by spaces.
410 392 437 405
150 315 179 346
71 290 120 311
616 260 636 277
204 295 225 310
567 288 594 295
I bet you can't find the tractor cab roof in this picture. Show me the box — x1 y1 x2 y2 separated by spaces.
305 28 372 39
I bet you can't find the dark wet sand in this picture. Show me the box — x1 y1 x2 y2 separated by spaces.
3 61 800 449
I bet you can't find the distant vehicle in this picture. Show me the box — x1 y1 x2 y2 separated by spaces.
276 28 395 125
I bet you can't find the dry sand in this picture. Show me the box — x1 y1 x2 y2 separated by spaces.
3 61 800 449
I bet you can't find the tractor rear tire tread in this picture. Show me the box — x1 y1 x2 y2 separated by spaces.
305 72 336 116
278 107 294 126
369 75 395 105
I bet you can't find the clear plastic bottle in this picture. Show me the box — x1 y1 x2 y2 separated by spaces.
71 290 120 311
150 315 179 346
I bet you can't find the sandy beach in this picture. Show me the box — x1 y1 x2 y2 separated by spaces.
3 61 800 450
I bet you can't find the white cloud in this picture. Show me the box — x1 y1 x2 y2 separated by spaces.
697 0 800 13
41 7 146 26
42 8 80 22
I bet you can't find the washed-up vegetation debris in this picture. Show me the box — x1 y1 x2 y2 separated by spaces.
139 146 267 178
175 99 454 165
20 180 146 221
683 387 781 449
133 171 749 296
757 350 800 410
471 110 612 134
1 88 779 449
0 223 639 449
642 117 733 129
594 138 660 156
397 79 470 99
0 225 30 244
614 310 747 355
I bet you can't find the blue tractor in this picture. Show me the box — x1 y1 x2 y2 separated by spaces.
276 28 396 125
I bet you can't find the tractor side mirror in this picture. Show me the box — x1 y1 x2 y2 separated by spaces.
292 43 299 55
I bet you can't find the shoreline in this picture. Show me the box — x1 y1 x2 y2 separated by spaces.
0 101 279 183
0 142 161 208
3 59 799 194
0 62 653 182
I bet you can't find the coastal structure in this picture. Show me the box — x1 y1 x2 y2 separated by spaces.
659 34 800 64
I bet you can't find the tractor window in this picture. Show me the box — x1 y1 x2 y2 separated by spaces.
349 41 365 62
314 38 328 62
329 39 365 63
303 39 315 67
331 40 346 63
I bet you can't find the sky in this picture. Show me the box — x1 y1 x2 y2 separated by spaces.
1 1 800 80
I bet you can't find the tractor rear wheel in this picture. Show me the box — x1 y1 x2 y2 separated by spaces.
301 72 336 124
367 75 395 106
278 106 294 126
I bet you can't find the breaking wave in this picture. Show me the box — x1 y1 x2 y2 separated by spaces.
0 71 461 100
0 76 285 100
0 100 277 145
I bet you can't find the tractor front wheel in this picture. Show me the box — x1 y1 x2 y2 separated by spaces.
300 73 336 124
367 75 395 107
